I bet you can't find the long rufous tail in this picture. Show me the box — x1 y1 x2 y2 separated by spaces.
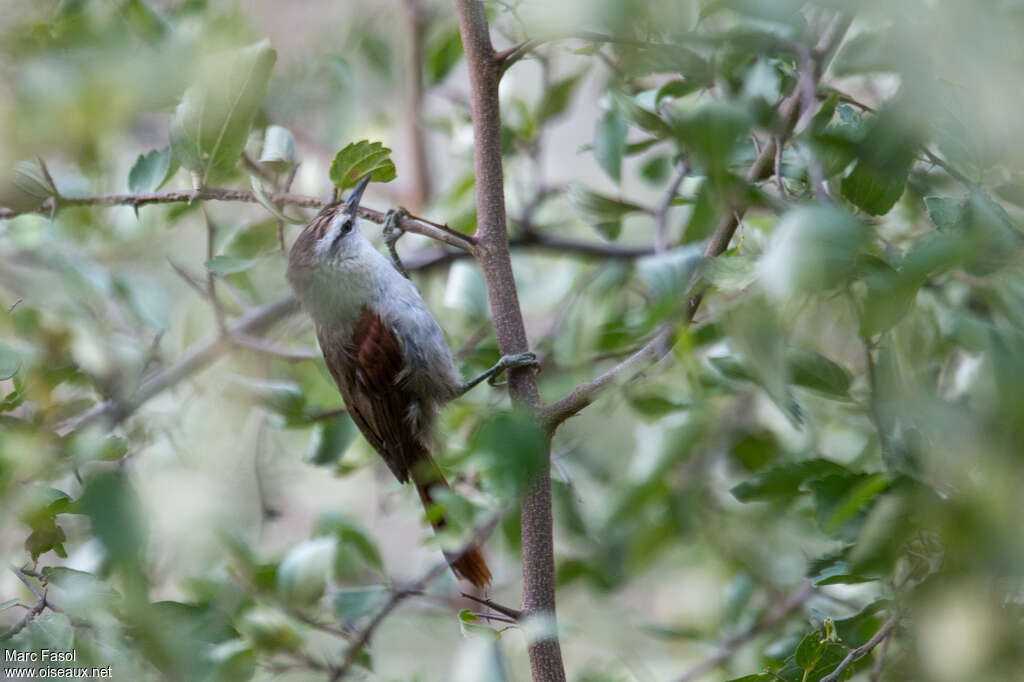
414 472 492 589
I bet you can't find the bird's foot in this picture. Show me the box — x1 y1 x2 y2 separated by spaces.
383 207 410 279
458 352 540 395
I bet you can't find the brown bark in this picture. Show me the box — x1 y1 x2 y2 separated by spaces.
453 1 567 680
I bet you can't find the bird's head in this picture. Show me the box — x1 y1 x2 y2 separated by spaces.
288 174 371 273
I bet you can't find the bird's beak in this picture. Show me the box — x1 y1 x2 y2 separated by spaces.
346 175 371 214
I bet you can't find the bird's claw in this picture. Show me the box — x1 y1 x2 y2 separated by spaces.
383 207 408 246
383 207 411 278
487 352 541 386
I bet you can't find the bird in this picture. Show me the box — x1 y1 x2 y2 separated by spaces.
286 176 535 588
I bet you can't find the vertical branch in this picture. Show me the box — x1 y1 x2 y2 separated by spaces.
401 0 432 208
453 2 566 681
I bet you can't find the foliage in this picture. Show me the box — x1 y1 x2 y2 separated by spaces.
2 1 1024 681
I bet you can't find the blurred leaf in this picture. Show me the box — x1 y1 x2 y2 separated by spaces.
426 26 463 84
810 472 889 538
473 410 547 500
224 377 306 421
758 204 869 299
833 600 891 648
328 140 396 192
78 472 147 575
238 608 302 652
731 460 848 503
841 103 919 215
170 40 277 185
277 537 336 604
858 255 919 337
128 146 179 193
5 612 73 650
314 513 383 571
205 255 260 275
567 184 648 241
729 430 780 472
0 340 22 380
627 393 691 419
537 71 585 123
594 107 628 183
333 586 387 624
258 125 295 172
841 159 908 215
609 90 673 138
305 415 357 466
788 348 851 398
0 599 18 611
0 160 56 213
670 101 753 174
249 176 303 224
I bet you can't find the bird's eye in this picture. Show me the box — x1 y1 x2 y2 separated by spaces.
341 219 353 234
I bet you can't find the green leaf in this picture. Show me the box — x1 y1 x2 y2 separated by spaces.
328 140 397 192
305 415 357 466
731 459 849 503
627 393 691 419
276 537 336 604
238 608 303 651
170 40 277 185
333 586 387 623
78 472 147 572
794 630 824 669
858 255 919 337
258 125 296 172
473 410 548 500
814 473 890 534
841 159 908 215
0 340 21 380
5 612 73 650
314 513 383 571
225 377 306 419
1 160 56 212
128 146 179 193
567 184 648 241
205 255 260 275
788 348 852 398
249 176 304 224
594 108 628 183
924 196 964 230
609 90 673 138
426 27 463 84
758 204 869 299
840 102 918 216
670 101 753 174
0 599 19 611
537 71 585 123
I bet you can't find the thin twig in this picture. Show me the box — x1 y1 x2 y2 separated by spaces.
654 161 688 254
820 616 898 682
1 591 47 640
228 334 319 361
328 514 502 681
0 187 471 252
460 592 523 620
10 566 44 601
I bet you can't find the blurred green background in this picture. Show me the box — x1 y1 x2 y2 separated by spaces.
2 1 1024 681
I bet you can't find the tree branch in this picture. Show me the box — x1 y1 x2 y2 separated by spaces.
820 616 898 682
0 187 472 252
58 295 300 434
328 514 502 681
454 2 566 680
542 12 853 430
